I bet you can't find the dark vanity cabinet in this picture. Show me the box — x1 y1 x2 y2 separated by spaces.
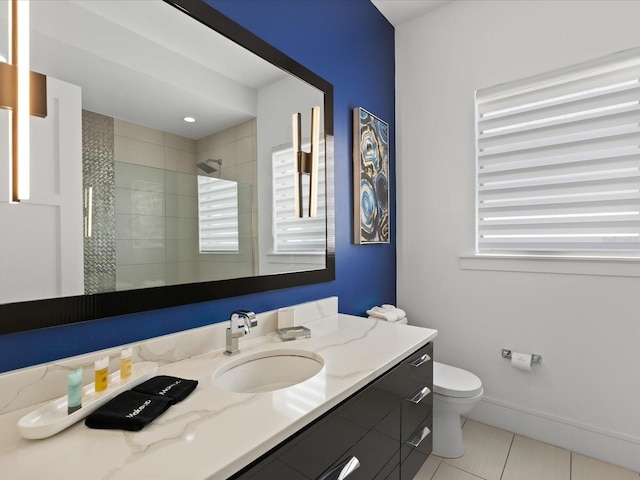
232 343 433 480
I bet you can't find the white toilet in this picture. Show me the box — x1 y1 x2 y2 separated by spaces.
432 361 483 458
384 315 483 457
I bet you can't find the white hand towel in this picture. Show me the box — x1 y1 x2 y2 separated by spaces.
380 304 406 320
368 315 397 323
366 307 399 322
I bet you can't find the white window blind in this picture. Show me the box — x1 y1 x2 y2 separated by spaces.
272 140 327 253
197 176 239 253
476 48 640 256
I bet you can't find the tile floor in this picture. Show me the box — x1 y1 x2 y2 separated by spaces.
415 419 639 480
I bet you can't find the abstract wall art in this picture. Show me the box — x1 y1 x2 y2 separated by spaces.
353 107 390 244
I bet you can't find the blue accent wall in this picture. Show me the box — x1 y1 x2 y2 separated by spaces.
0 0 395 373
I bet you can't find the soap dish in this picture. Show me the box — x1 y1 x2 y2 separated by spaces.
276 326 311 341
18 361 158 439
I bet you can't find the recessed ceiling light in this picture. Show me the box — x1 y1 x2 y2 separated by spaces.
182 116 196 123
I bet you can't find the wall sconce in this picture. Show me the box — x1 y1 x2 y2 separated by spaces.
292 106 320 218
0 0 47 203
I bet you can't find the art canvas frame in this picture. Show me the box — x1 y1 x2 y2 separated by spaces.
353 107 390 244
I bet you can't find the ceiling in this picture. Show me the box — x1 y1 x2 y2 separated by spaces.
371 0 450 26
10 0 288 140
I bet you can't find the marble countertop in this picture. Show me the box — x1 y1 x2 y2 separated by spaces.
0 314 437 480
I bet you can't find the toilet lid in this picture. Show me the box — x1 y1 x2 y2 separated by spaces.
433 361 483 398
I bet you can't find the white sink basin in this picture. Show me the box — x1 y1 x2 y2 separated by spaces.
212 349 324 394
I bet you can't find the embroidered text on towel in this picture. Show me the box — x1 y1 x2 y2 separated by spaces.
126 399 152 418
158 380 182 396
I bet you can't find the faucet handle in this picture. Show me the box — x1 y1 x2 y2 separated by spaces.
225 310 257 356
230 310 257 334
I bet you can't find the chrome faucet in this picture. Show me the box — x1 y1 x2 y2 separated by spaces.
224 310 257 356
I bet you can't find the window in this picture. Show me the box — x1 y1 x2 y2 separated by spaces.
272 140 326 253
476 48 640 257
197 176 239 253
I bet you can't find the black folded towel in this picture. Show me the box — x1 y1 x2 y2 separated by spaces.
132 375 198 404
85 390 173 431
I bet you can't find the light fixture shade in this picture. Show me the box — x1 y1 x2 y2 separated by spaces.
0 0 48 203
292 112 302 217
308 106 320 217
292 107 321 218
14 0 30 201
7 0 30 202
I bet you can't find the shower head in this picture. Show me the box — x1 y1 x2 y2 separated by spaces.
197 158 222 174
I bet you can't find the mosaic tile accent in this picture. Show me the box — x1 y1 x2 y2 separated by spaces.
82 110 116 294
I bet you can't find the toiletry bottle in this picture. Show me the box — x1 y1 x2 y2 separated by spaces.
67 367 83 414
94 357 109 392
120 347 132 380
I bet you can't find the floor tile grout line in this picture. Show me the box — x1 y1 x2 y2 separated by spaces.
430 458 443 480
499 432 516 480
439 462 488 480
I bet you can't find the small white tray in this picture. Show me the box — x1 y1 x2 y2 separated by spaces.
18 361 158 439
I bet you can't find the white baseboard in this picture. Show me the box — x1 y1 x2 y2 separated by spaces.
466 396 640 473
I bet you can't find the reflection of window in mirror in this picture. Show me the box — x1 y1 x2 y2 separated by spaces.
272 140 326 254
197 176 239 253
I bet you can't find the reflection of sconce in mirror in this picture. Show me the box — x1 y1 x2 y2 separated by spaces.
0 0 47 203
292 106 320 218
84 187 93 238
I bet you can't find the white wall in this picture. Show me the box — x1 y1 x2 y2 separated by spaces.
396 0 640 471
0 78 83 303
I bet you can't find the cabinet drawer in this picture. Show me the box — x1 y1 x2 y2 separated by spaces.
400 414 433 480
236 458 308 480
319 429 397 480
338 377 402 433
374 403 401 442
391 343 433 397
375 449 400 480
401 381 433 443
277 416 368 480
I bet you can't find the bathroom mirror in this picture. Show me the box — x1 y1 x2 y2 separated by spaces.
0 0 334 334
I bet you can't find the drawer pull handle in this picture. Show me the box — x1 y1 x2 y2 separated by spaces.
318 456 360 480
407 425 431 448
410 353 431 367
407 386 431 404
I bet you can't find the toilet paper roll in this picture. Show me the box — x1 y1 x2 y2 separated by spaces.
511 352 532 371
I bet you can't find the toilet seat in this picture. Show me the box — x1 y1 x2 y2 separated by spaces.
433 361 482 398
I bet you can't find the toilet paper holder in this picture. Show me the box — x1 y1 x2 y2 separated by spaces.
501 349 542 364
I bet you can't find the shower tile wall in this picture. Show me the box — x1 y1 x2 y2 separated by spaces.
113 119 195 289
197 118 258 279
114 118 257 291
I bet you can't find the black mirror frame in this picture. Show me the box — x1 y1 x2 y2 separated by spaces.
0 0 335 336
